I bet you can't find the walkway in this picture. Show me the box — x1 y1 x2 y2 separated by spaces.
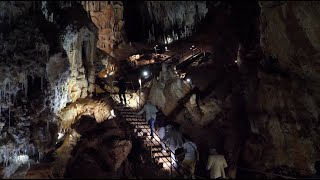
114 103 182 178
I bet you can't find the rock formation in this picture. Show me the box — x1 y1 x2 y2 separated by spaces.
241 1 320 176
81 1 126 56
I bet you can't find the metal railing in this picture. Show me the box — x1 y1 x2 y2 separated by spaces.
127 114 207 179
113 48 299 180
127 115 299 179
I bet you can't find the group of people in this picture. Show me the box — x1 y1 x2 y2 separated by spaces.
115 75 229 179
137 100 229 179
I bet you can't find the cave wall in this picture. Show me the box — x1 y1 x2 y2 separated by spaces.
145 1 320 177
241 1 320 176
0 1 98 178
61 25 96 102
81 1 125 56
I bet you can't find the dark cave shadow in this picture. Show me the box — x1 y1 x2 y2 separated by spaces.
166 73 228 121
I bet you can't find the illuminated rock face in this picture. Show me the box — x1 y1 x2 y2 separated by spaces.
62 25 96 103
57 97 114 131
148 64 222 127
81 1 125 56
82 1 208 51
0 1 97 178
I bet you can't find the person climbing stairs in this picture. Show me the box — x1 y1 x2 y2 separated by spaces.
114 103 183 178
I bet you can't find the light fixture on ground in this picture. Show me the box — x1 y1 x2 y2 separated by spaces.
186 78 191 83
142 70 149 78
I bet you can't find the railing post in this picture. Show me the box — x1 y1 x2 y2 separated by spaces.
150 143 153 161
170 160 173 178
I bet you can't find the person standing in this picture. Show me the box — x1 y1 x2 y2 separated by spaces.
116 76 127 105
137 100 158 138
207 148 228 179
181 137 199 179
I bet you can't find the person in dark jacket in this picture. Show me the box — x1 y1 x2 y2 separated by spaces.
117 77 127 105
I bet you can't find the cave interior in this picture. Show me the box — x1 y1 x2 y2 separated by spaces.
0 1 320 179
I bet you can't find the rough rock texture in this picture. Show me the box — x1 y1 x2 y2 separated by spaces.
241 1 320 176
95 48 119 80
57 96 115 131
81 1 126 56
0 1 97 178
63 116 133 178
25 163 53 179
148 64 190 115
61 25 96 103
51 129 81 178
148 63 224 127
40 1 98 110
51 96 116 178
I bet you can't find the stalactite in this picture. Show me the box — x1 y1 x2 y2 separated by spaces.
145 1 208 44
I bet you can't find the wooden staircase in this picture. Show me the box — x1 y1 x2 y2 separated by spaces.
114 103 182 178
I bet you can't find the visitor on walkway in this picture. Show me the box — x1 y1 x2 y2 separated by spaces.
162 124 184 168
137 100 158 138
116 76 127 105
155 113 169 152
181 136 199 179
207 148 228 179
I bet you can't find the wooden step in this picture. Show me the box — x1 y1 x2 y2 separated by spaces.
152 152 171 157
156 158 171 163
135 128 150 134
136 125 150 129
123 116 143 119
153 154 171 159
162 162 176 171
150 147 163 152
130 120 147 124
128 121 148 125
151 149 168 154
118 110 138 112
125 118 144 121
122 113 139 116
121 112 138 114
126 118 145 121
122 115 142 118
136 131 147 137
144 140 161 147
